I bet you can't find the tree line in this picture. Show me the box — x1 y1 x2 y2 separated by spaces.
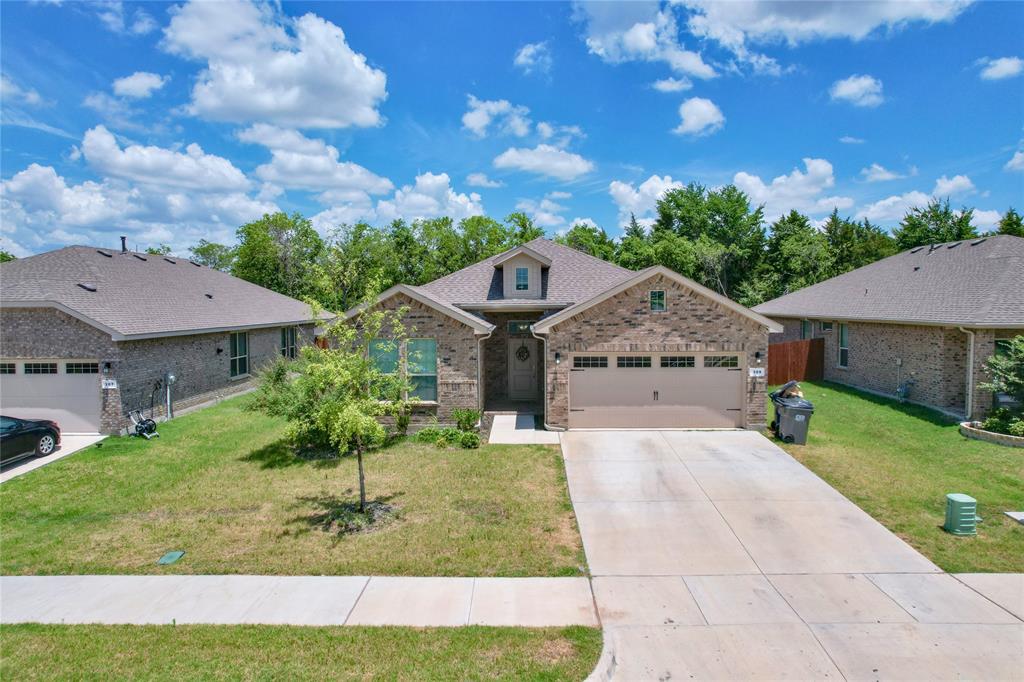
176 183 1022 310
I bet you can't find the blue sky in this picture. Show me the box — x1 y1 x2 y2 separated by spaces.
2 0 1022 256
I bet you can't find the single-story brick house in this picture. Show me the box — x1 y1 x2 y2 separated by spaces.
0 242 322 434
346 238 781 431
753 234 1024 420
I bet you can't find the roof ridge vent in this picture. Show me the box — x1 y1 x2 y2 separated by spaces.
163 257 176 264
133 253 147 261
96 249 112 258
77 282 97 292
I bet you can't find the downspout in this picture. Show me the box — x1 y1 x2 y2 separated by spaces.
959 327 975 421
476 330 493 425
531 327 566 432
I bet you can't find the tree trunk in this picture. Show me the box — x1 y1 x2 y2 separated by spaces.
355 438 367 513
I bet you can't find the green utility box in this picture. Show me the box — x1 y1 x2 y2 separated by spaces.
944 493 978 536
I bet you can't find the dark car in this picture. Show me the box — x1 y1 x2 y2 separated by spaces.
1 416 61 464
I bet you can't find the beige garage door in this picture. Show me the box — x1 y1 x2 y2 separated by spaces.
569 353 744 429
0 359 103 434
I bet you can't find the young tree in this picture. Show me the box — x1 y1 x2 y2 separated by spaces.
997 208 1024 237
979 336 1024 412
251 294 413 513
615 214 656 270
821 210 897 275
314 222 390 312
188 239 236 271
893 199 977 249
756 210 834 301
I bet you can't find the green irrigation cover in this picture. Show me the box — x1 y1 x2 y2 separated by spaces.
157 551 185 565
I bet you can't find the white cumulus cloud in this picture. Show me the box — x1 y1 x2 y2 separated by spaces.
652 77 692 93
112 72 169 99
860 163 904 182
972 209 1001 230
830 74 884 107
1005 150 1024 172
376 172 483 224
81 125 250 192
733 158 853 222
162 0 387 128
608 174 683 227
237 124 392 199
466 173 503 188
462 95 532 138
493 144 594 181
855 190 931 223
839 135 865 144
932 174 975 197
977 56 1023 80
513 42 552 75
673 97 725 136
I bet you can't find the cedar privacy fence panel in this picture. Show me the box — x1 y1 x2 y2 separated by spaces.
768 338 824 385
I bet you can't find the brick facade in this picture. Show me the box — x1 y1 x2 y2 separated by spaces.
376 293 481 426
480 311 544 407
767 314 1018 420
542 274 770 430
0 306 314 433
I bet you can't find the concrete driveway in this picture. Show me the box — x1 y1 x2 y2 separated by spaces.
563 430 1023 681
0 434 105 484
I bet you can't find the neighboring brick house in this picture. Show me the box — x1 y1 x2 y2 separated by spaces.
753 235 1024 420
347 239 781 430
0 243 322 434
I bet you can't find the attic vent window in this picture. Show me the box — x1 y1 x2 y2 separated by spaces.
971 238 987 246
133 254 147 261
77 282 97 292
163 257 176 264
96 249 112 258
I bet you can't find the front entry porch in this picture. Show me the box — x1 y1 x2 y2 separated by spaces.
480 312 545 413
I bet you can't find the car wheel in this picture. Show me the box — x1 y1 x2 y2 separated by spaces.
35 433 56 456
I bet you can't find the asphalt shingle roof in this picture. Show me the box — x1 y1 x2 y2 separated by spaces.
752 235 1024 327
0 246 319 338
419 238 634 308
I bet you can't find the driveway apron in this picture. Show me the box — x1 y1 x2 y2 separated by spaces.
562 430 1023 681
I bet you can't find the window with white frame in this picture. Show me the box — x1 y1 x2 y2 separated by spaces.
650 290 666 312
515 266 529 291
838 323 849 368
229 332 249 377
66 362 99 374
507 320 532 336
820 321 833 333
280 327 298 359
704 355 739 368
24 362 57 374
800 319 812 339
407 339 437 401
369 338 399 374
573 356 608 368
0 363 16 374
617 356 652 368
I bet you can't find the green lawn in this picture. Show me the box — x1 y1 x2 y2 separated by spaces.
0 395 584 577
0 624 602 681
771 381 1024 573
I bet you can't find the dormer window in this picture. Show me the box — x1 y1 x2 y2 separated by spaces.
515 267 529 291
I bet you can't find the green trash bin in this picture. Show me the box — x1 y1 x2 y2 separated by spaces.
944 493 978 536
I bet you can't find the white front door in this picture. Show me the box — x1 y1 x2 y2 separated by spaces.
508 338 539 401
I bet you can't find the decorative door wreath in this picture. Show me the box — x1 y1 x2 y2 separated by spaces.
516 344 531 362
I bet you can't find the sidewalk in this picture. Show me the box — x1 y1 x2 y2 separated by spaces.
0 575 598 627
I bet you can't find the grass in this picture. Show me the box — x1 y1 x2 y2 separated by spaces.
0 395 584 577
0 624 603 681
770 381 1024 573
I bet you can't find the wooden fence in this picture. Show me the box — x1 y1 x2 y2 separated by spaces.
768 337 824 385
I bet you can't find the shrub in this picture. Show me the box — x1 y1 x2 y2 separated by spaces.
451 408 481 432
981 408 1015 435
415 426 442 444
459 431 481 449
1009 419 1024 438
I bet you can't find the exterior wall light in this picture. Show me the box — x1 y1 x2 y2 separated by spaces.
555 351 561 365
755 351 763 364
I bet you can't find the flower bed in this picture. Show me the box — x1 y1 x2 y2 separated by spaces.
960 421 1024 448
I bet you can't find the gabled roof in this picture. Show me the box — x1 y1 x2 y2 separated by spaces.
342 284 494 334
533 265 783 333
491 244 552 268
753 235 1024 328
0 246 321 340
420 238 634 308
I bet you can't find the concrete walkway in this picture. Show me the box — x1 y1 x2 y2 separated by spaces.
0 434 105 484
0 575 597 627
487 413 560 444
562 430 1024 681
